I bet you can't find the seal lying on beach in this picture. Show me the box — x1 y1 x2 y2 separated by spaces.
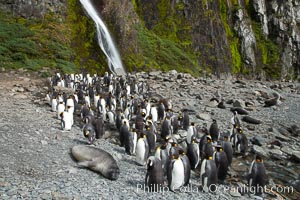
71 145 120 180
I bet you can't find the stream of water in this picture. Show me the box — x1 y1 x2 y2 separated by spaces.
79 0 126 76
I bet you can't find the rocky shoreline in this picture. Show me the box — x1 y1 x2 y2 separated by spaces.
0 69 299 199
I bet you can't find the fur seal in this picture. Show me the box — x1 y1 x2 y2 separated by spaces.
242 116 262 124
71 145 120 180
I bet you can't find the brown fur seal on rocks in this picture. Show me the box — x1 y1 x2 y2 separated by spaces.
71 145 120 180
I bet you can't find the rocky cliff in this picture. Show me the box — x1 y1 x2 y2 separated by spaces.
0 0 299 80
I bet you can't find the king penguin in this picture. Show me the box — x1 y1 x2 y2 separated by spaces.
234 128 248 157
119 120 129 147
167 154 185 191
200 155 218 193
161 116 172 140
57 101 65 119
187 138 200 170
179 149 191 186
247 155 268 195
126 128 137 155
60 111 73 131
82 123 96 144
209 119 219 142
94 116 105 139
136 133 149 166
145 156 164 192
213 145 229 183
221 135 233 167
200 135 214 161
145 125 157 154
155 143 169 177
187 122 197 144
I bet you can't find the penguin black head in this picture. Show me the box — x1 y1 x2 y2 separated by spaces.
147 157 156 169
216 146 223 152
255 155 263 163
237 128 243 133
140 132 147 139
207 135 212 143
178 149 186 155
84 130 90 137
171 154 179 160
223 135 229 141
191 138 198 144
171 142 178 147
145 125 150 131
191 122 195 126
141 112 146 117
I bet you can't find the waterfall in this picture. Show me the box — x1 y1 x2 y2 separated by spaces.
79 0 126 76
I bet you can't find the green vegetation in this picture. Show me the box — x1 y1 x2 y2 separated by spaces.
0 10 76 74
125 25 198 74
67 0 108 75
130 0 199 75
251 22 280 78
219 0 242 73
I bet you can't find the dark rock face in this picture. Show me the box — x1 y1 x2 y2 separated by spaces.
0 0 299 79
0 0 67 18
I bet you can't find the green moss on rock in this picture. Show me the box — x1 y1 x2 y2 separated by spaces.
219 0 242 74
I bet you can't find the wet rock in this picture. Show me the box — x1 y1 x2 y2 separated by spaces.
246 125 256 131
271 128 291 142
290 151 300 163
250 135 266 146
229 190 242 197
13 94 27 99
251 145 268 157
268 149 285 160
53 86 74 96
41 140 48 145
289 125 300 137
233 100 245 108
206 100 218 107
196 113 211 121
149 71 160 77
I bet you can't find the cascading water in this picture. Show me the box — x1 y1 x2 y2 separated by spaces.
79 0 126 76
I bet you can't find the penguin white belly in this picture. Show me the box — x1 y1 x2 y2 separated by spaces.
136 139 146 165
151 108 158 123
63 112 72 131
126 85 131 96
85 96 90 107
108 84 114 93
170 160 184 190
132 132 137 154
57 104 65 119
146 104 151 117
155 149 161 160
200 159 207 184
66 99 74 107
107 112 115 125
87 76 93 85
196 145 200 168
187 126 194 144
51 99 57 112
94 95 100 108
111 99 116 111
46 94 51 106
